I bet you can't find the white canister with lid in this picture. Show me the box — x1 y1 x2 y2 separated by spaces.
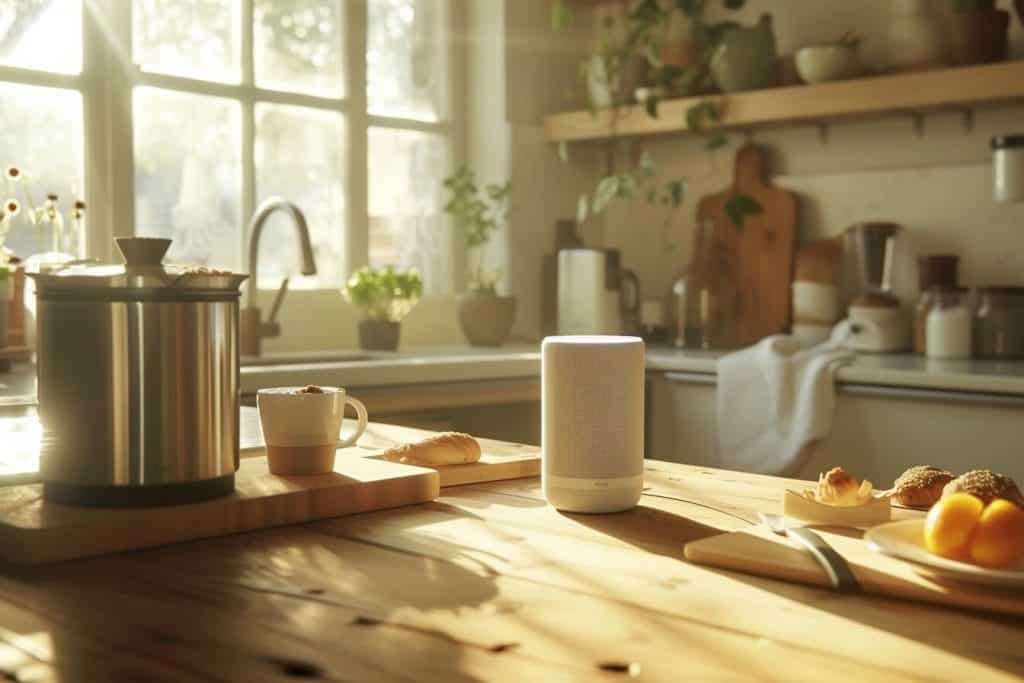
926 290 972 360
993 134 1024 203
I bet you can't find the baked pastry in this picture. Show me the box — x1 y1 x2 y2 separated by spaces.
891 465 955 507
942 470 1024 507
810 466 873 506
380 432 482 466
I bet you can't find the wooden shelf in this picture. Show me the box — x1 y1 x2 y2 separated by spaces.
543 60 1024 143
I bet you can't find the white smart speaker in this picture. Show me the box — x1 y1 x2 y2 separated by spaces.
542 335 645 513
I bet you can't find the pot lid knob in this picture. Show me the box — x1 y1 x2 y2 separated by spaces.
115 237 171 266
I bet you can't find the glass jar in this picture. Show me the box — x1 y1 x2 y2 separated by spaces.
914 286 964 354
993 134 1024 203
974 286 1024 359
926 289 972 360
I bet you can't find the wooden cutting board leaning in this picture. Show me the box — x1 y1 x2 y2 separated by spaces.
696 144 797 347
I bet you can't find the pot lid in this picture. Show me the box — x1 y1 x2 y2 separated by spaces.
29 237 248 293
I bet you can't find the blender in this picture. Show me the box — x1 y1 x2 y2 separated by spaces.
833 222 910 352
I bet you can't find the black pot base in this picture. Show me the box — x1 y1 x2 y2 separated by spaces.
43 474 235 508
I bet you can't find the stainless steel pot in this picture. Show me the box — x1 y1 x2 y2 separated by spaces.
29 237 248 506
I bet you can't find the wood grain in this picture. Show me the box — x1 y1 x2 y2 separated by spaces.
544 60 1024 143
0 453 1020 681
697 144 797 347
0 454 439 565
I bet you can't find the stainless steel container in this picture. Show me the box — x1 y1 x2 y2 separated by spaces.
29 237 248 506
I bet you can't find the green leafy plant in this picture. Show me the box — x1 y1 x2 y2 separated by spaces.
552 0 762 233
341 266 423 322
442 165 511 295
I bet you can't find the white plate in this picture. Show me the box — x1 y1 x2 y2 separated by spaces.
865 519 1024 588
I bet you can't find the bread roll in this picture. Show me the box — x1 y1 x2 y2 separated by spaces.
380 432 482 466
892 465 955 508
942 470 1024 507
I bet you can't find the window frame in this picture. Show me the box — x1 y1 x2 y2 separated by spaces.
0 0 460 291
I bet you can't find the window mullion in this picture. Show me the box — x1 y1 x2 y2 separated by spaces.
241 0 255 266
82 0 134 261
345 0 369 277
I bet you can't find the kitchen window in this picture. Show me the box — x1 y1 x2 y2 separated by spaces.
0 0 455 293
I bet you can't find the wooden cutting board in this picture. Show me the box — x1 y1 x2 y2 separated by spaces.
241 415 541 488
0 453 439 566
357 422 542 487
684 525 1024 618
696 144 797 347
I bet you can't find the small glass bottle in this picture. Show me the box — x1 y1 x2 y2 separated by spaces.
688 222 737 350
926 289 972 360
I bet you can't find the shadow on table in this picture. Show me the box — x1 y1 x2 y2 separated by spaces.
559 504 723 561
696 542 1024 679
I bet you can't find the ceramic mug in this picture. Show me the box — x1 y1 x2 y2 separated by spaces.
258 386 369 475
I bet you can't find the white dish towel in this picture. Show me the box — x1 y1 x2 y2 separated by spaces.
716 335 855 476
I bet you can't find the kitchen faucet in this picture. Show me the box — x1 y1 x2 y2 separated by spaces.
240 197 317 356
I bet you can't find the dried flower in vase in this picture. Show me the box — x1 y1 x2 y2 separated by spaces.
0 165 85 256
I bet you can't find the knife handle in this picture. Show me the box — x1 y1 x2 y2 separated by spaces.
786 527 862 594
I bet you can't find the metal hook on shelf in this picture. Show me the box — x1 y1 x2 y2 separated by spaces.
910 112 926 138
957 107 975 134
816 122 830 145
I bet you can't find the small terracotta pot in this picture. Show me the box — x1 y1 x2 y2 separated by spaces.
457 294 517 347
949 8 1010 65
358 319 400 351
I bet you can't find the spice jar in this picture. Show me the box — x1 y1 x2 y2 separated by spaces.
993 134 1024 203
974 286 1024 359
926 289 972 360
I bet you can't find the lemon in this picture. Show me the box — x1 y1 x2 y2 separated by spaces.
969 499 1024 569
924 493 984 560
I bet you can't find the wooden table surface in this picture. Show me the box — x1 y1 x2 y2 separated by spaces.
0 453 1021 682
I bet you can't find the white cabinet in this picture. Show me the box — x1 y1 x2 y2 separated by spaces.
646 372 719 468
647 371 1024 484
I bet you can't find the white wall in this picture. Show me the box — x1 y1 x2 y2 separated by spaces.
504 0 604 340
538 0 1024 322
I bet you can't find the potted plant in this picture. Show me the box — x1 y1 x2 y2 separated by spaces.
442 166 517 347
948 0 1011 65
341 266 422 351
552 0 763 235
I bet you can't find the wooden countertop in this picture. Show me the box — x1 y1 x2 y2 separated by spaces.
0 456 1021 681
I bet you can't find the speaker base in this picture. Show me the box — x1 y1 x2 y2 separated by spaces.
543 474 643 514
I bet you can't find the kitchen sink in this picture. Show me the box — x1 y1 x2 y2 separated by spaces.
241 350 377 367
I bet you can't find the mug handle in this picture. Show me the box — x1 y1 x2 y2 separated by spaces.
338 396 369 448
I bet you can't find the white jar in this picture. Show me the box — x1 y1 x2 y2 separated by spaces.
926 290 972 360
993 135 1024 203
887 0 950 72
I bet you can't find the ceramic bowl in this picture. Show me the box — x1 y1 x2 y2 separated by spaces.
795 44 862 84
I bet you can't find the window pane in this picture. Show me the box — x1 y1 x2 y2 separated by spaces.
133 87 241 269
367 0 447 122
255 0 343 97
0 83 83 259
0 0 81 74
133 0 241 83
368 127 449 294
255 103 345 287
